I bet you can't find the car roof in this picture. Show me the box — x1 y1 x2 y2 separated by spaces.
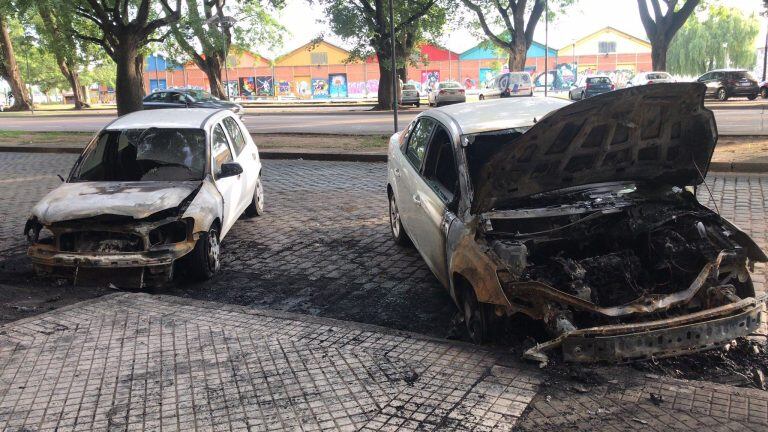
105 108 225 131
431 97 571 135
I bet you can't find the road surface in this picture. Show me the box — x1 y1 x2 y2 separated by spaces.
0 105 764 135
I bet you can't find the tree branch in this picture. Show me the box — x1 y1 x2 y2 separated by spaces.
524 0 545 46
461 0 511 48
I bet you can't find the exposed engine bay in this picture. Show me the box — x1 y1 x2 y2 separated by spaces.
483 183 766 363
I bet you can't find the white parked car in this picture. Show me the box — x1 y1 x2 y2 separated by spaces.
625 71 675 87
24 108 264 287
478 72 533 99
400 84 421 107
427 82 466 107
386 84 766 363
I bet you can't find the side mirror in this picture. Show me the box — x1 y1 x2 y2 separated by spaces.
218 162 243 178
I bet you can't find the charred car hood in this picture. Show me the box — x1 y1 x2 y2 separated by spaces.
468 83 717 213
31 181 201 224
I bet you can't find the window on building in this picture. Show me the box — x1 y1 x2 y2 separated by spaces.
598 41 617 54
310 52 328 65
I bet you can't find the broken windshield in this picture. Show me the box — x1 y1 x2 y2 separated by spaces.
72 128 207 182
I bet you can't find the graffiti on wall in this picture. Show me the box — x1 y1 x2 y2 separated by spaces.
278 81 291 95
225 81 239 97
312 78 329 99
329 74 348 98
463 78 477 90
421 70 439 92
479 68 494 87
256 76 273 96
239 77 256 97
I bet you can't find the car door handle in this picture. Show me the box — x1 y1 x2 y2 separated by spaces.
412 194 421 206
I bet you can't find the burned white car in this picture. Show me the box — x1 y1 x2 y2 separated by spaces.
387 83 767 363
25 108 264 287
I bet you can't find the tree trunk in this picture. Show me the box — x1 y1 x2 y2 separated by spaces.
650 38 669 71
508 48 526 71
57 59 88 109
37 3 88 109
397 67 407 84
762 26 767 81
114 42 145 116
201 55 226 99
0 15 31 111
376 60 394 111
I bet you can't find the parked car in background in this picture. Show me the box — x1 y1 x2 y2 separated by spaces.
759 80 768 99
696 69 759 101
625 71 674 87
569 75 614 100
24 108 264 288
386 83 766 364
143 89 244 115
400 84 421 107
427 82 466 107
478 72 533 99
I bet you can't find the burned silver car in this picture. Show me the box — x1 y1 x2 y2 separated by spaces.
25 108 264 287
386 83 767 363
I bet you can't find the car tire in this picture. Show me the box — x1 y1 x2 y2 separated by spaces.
187 225 221 281
388 191 412 247
244 174 264 217
416 101 420 108
478 94 485 100
762 88 768 99
747 93 758 101
717 88 728 101
462 286 488 344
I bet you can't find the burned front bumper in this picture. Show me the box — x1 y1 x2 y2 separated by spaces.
524 296 765 364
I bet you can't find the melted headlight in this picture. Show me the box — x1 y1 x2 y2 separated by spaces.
149 220 188 246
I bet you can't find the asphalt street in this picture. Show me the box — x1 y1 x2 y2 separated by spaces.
0 104 764 135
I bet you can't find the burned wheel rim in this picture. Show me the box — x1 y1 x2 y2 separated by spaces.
206 229 220 274
463 290 486 344
389 194 401 238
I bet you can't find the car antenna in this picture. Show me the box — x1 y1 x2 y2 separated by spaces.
692 157 719 215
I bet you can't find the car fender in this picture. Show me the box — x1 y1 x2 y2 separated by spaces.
182 178 223 236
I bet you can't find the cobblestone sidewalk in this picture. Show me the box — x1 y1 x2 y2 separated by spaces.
1 294 768 431
0 293 540 431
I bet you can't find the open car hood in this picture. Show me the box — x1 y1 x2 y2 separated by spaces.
31 181 201 224
468 83 717 214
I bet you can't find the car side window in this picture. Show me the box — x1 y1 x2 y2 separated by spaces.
712 72 723 80
422 124 459 204
169 93 184 103
405 118 435 169
222 116 247 156
211 124 234 179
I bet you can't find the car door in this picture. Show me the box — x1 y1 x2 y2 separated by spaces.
210 123 246 238
143 92 167 109
222 115 259 212
167 92 188 108
406 121 458 287
698 73 714 95
395 117 436 250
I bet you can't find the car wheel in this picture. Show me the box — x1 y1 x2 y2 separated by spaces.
388 192 411 246
462 287 488 344
244 174 264 217
761 88 768 99
747 93 758 101
478 94 485 100
188 225 221 281
416 101 420 107
717 88 728 101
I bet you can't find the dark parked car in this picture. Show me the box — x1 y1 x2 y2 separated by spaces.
696 69 759 101
568 75 614 100
143 89 243 115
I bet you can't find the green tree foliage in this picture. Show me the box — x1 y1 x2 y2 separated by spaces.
637 0 699 71
316 0 447 110
459 0 574 72
668 5 759 76
0 5 32 110
165 0 285 99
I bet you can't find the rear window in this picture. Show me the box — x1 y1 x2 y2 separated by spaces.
587 77 612 85
647 73 670 80
439 82 461 89
402 84 417 90
727 71 755 80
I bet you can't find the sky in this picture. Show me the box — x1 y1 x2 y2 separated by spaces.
269 0 767 57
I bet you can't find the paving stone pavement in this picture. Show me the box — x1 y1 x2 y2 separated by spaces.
0 293 542 431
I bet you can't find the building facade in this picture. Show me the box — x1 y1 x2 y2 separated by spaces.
144 27 655 99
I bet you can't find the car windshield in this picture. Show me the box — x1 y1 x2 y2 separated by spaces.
402 84 417 90
72 128 207 182
647 73 670 80
439 82 461 89
186 90 218 102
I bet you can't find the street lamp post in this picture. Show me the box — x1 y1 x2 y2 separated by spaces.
389 0 398 133
544 0 548 97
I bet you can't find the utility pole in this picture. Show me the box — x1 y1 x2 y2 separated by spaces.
763 22 767 81
544 0 548 97
389 0 398 132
